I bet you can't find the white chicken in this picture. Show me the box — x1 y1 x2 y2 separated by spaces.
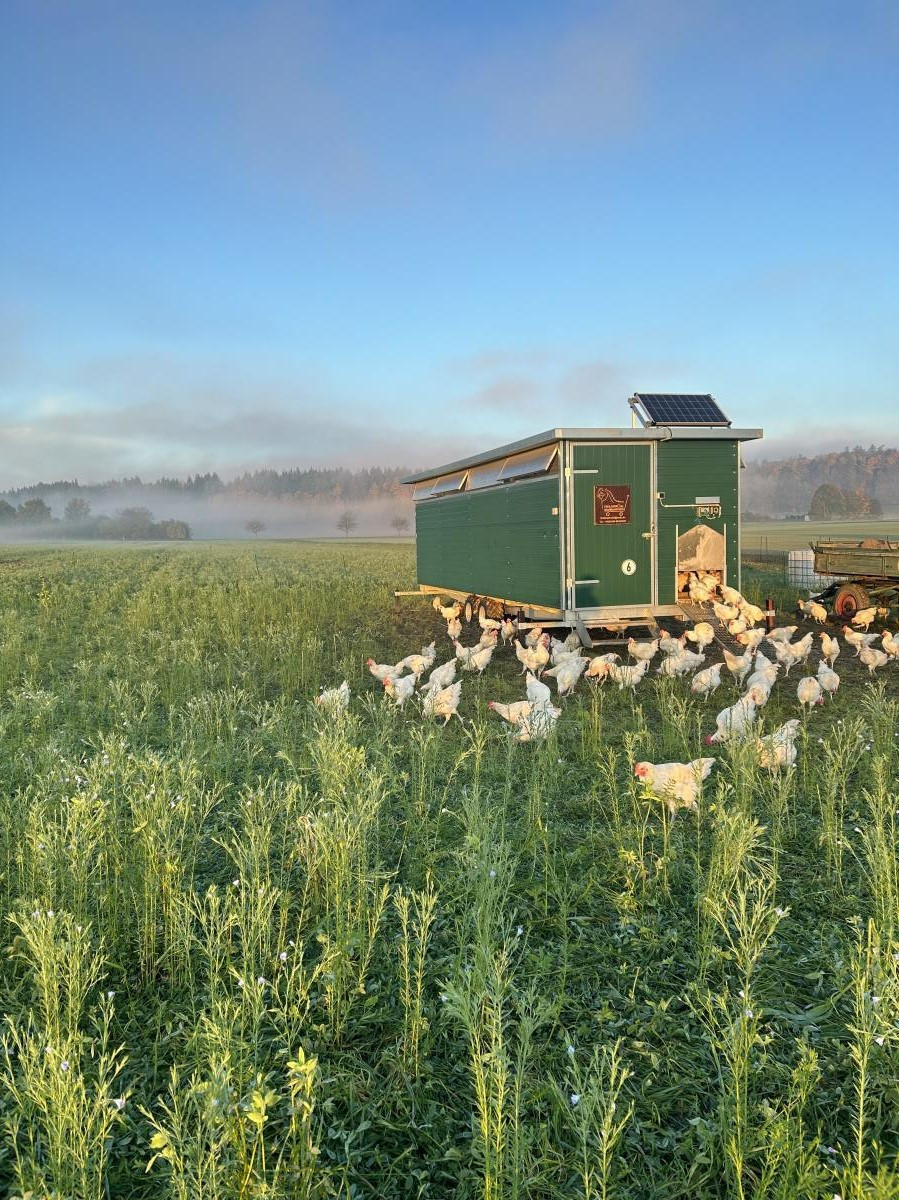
544 655 588 697
691 662 724 697
797 598 828 623
727 615 749 637
843 626 878 656
526 672 553 708
796 676 823 710
455 634 498 674
446 616 462 640
432 596 461 620
766 626 798 644
564 631 583 653
524 626 545 648
714 601 741 624
366 657 402 683
500 617 518 644
513 701 562 743
423 681 463 724
657 648 705 678
383 674 418 706
816 660 840 698
882 630 899 661
745 657 779 693
859 646 890 674
478 606 502 633
720 584 743 607
315 680 350 714
487 698 532 726
851 606 890 632
422 658 457 692
659 630 686 656
550 637 581 666
627 637 659 663
584 652 620 681
397 641 437 677
515 635 551 676
689 577 714 607
685 621 716 651
706 686 767 743
610 660 650 691
634 758 716 818
756 719 801 772
723 647 754 686
772 632 813 676
819 632 840 666
736 628 768 652
738 600 766 626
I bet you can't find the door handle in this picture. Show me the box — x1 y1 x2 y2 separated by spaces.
642 532 654 539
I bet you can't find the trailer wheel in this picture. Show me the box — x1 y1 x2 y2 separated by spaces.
833 582 871 619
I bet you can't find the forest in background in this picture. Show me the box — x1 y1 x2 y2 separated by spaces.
742 446 899 517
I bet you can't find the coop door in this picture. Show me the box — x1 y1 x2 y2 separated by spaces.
676 524 725 596
572 444 653 609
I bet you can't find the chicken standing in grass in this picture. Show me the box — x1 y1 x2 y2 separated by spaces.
659 630 686 656
315 680 350 715
859 646 890 674
584 652 619 681
397 641 436 677
478 606 502 633
524 626 545 648
432 596 461 620
816 660 840 699
819 632 840 666
627 637 659 663
610 660 650 691
745 653 780 693
658 648 705 677
383 674 418 706
422 658 457 692
706 686 768 743
772 632 814 676
446 616 462 640
881 630 899 661
691 662 724 697
767 625 798 645
455 632 498 674
756 719 801 772
515 634 551 676
513 702 562 743
544 655 589 697
796 676 823 710
633 758 715 818
500 617 518 644
843 627 879 656
487 698 532 727
366 658 402 682
423 681 463 724
723 647 754 686
739 600 766 626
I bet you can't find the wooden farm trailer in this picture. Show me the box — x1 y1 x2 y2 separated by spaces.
402 394 762 636
812 539 899 617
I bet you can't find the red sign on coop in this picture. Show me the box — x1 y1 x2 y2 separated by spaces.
594 485 631 525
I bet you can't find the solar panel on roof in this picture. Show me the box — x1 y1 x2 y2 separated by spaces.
631 394 730 427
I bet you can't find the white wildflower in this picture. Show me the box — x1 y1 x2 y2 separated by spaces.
570 1093 580 1106
566 1044 575 1057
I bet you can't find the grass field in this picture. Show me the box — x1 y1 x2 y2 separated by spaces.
743 518 899 553
0 541 898 1199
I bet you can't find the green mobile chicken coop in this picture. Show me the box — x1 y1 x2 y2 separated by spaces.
403 394 762 631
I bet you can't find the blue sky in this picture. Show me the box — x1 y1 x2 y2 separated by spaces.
2 0 898 485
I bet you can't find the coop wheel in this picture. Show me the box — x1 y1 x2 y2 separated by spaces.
833 582 871 619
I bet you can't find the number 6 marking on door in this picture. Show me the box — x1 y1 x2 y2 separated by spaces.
621 559 636 575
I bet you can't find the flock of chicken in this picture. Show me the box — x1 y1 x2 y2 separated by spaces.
314 579 897 815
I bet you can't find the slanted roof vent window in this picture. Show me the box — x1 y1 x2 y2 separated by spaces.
498 444 559 481
412 479 437 501
431 470 468 495
467 459 505 490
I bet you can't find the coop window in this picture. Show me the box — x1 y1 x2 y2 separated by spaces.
498 445 559 481
467 459 505 490
431 470 468 495
412 479 437 500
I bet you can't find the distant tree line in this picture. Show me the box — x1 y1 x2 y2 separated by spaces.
1 464 413 504
743 445 898 517
808 483 883 519
0 497 190 540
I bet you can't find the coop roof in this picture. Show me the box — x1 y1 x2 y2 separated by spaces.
403 425 762 486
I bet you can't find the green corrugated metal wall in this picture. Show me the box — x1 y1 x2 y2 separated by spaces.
656 439 740 604
415 476 561 608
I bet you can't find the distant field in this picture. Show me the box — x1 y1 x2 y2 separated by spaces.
743 517 899 553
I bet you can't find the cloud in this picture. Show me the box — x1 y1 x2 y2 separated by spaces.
458 376 544 416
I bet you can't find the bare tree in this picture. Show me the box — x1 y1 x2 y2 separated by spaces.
336 510 358 538
246 519 266 537
390 513 410 537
